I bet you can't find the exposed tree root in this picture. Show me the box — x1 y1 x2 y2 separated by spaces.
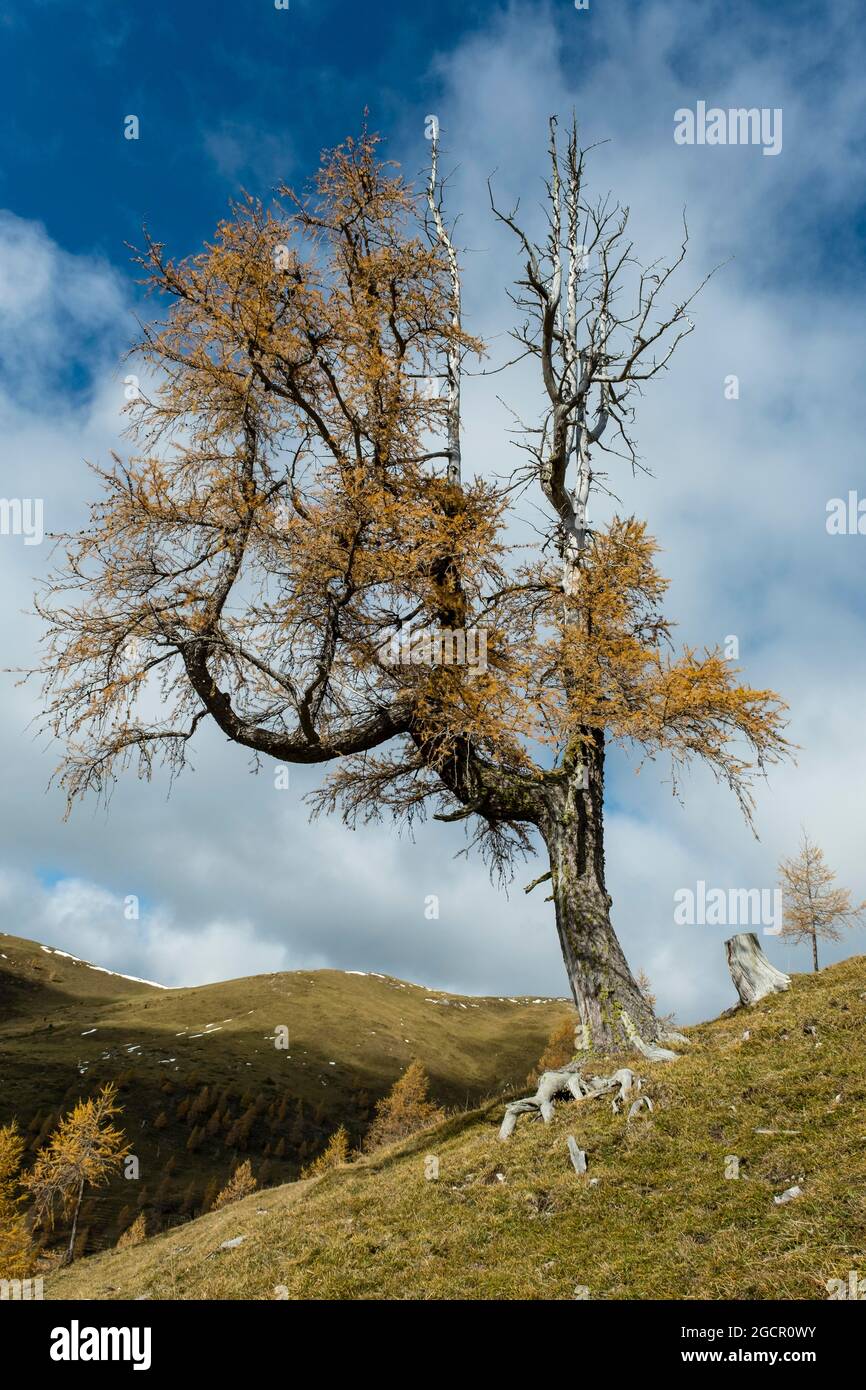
499 1016 690 1139
499 1063 648 1140
619 1010 682 1062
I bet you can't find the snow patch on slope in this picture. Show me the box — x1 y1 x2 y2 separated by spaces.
39 944 168 989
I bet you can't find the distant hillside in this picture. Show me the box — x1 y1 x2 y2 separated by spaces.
46 954 866 1301
0 932 571 1257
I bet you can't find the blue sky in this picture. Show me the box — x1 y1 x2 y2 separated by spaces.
2 0 866 1018
5 0 515 258
5 0 858 276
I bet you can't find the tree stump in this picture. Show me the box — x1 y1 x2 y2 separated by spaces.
725 932 791 1006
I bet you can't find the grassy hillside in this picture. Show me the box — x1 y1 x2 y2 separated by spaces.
0 932 571 1255
47 954 866 1301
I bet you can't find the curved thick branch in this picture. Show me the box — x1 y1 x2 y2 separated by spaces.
182 639 412 764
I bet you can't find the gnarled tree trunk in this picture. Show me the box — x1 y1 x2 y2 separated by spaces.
540 733 662 1053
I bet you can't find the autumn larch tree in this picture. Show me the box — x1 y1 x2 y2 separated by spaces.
23 1083 130 1265
213 1158 257 1209
116 1210 147 1250
0 1122 35 1280
34 119 790 1055
302 1124 351 1178
528 1015 579 1087
778 830 866 971
363 1060 444 1152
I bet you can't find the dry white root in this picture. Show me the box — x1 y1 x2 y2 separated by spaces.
566 1135 587 1174
627 1095 654 1121
619 1010 683 1062
499 1064 646 1140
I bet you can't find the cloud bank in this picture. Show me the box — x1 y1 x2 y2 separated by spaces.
2 1 865 1020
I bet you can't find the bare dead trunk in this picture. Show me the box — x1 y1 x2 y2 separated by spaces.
541 734 660 1053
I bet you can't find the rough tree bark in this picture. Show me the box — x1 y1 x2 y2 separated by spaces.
539 739 663 1053
725 932 791 1006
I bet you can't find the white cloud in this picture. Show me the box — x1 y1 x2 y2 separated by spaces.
0 211 127 401
2 2 866 1025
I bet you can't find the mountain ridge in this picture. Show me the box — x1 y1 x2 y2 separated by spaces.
0 930 572 1258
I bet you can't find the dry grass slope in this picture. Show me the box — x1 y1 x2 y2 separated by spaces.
46 955 866 1301
0 932 572 1251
